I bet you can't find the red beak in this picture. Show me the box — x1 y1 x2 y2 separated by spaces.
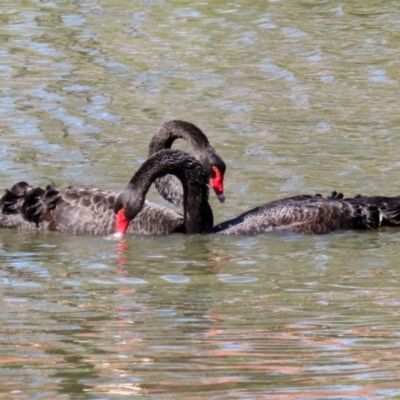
210 166 225 203
115 207 130 237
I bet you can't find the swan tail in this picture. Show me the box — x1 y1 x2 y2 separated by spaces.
0 182 61 227
365 205 382 229
360 202 400 228
381 205 400 226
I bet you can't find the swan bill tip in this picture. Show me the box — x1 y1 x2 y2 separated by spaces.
217 193 225 203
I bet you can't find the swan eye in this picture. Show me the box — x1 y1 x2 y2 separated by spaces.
210 166 225 203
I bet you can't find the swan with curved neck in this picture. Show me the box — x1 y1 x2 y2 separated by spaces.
115 155 400 235
115 149 214 235
0 120 224 235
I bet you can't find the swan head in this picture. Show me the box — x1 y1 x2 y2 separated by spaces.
197 153 226 203
113 186 144 235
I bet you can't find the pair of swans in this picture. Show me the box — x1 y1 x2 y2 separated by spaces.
0 120 225 235
1 120 400 236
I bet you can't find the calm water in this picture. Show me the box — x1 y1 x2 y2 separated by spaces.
1 0 400 398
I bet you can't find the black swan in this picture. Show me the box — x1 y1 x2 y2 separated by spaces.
0 120 225 235
115 155 400 235
212 192 400 235
114 149 214 235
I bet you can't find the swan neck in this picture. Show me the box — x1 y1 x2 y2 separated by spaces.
126 150 213 233
149 120 210 156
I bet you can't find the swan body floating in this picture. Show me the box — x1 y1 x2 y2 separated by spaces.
212 192 400 235
115 153 400 235
0 120 225 235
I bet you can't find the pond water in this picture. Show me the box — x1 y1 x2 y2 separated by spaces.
1 0 400 399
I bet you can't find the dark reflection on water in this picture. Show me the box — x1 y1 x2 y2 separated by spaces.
2 0 400 398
